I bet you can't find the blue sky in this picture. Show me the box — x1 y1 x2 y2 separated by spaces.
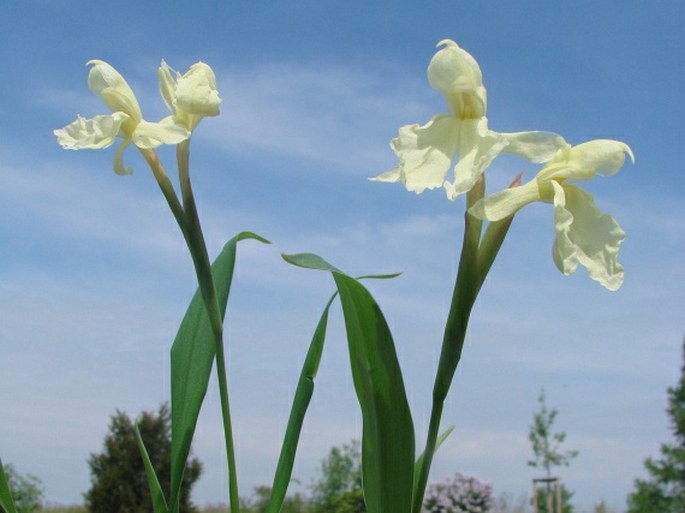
1 1 683 511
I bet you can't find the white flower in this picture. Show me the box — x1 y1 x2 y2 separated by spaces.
54 60 190 175
469 139 634 290
158 60 221 131
372 39 567 200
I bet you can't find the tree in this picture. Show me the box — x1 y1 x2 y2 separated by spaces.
242 485 307 513
2 463 44 513
627 338 685 513
84 403 202 513
528 389 578 513
310 440 364 513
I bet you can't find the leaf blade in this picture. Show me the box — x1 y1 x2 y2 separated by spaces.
169 231 268 509
0 459 18 513
266 295 336 513
134 426 170 513
333 273 415 513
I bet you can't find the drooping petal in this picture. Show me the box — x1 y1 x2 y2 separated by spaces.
551 181 579 277
500 131 569 163
371 114 459 194
551 182 625 291
87 60 143 125
469 179 540 221
113 139 133 176
428 39 486 119
54 113 129 150
175 62 221 118
131 117 190 149
539 139 634 183
445 118 507 200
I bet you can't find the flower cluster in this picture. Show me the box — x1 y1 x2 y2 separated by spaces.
54 59 221 175
373 40 633 290
423 473 494 513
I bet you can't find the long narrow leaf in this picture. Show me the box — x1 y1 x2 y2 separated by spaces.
169 232 269 509
0 459 18 513
135 426 170 513
412 425 455 499
266 295 336 513
282 252 415 513
334 273 415 513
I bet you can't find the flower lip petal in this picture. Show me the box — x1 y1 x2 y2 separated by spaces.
551 182 625 290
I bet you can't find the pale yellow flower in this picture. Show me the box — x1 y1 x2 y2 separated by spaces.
469 140 634 290
54 60 190 175
158 60 221 132
372 40 567 200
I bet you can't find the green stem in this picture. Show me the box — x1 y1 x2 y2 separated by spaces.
176 140 241 513
413 177 510 513
412 208 481 513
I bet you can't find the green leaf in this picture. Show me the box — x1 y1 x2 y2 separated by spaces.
266 295 336 513
281 252 343 273
169 231 268 509
0 459 18 513
135 426 170 513
333 273 415 513
283 252 413 512
412 426 454 498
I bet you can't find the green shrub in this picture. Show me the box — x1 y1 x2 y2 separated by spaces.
84 403 201 513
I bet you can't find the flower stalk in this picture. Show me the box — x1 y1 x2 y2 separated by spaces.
174 140 241 513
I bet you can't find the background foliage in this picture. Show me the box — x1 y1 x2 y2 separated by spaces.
84 404 201 513
3 464 44 513
627 338 685 513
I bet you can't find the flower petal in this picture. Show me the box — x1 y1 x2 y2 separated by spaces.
54 113 128 150
552 182 625 290
175 62 221 117
113 139 133 175
501 131 569 163
428 40 486 119
540 139 634 183
157 60 177 113
130 117 190 149
371 114 459 194
469 179 540 221
445 118 507 200
87 60 142 124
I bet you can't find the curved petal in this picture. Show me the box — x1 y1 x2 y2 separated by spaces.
428 40 486 119
540 139 634 183
469 179 540 221
551 182 579 277
131 117 190 149
54 113 128 150
372 114 459 194
113 139 133 175
175 62 222 118
552 182 625 290
87 60 142 123
157 60 177 113
445 118 507 200
501 131 569 163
